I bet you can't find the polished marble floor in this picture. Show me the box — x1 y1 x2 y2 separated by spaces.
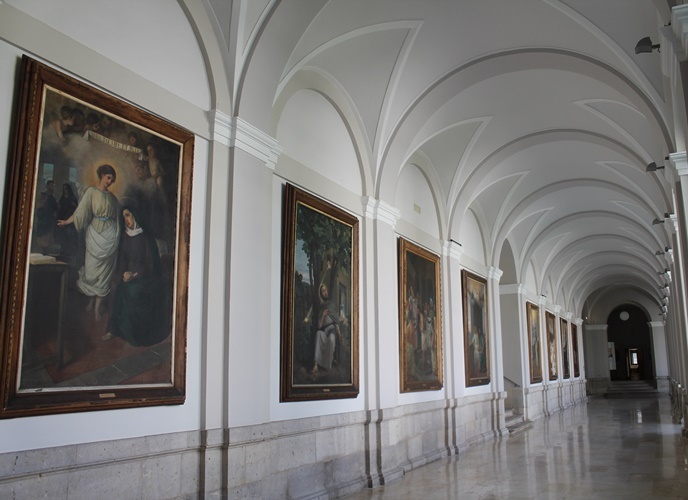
346 395 688 500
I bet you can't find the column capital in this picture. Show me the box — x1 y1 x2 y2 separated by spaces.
666 248 675 265
554 305 562 315
363 197 401 228
488 266 503 282
648 321 665 328
669 214 678 236
670 151 688 175
442 240 463 261
671 7 688 60
208 111 283 170
538 295 547 307
209 109 232 146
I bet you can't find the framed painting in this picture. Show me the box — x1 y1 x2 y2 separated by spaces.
280 184 359 401
561 318 570 379
546 311 558 381
526 302 542 384
572 323 580 378
0 56 193 418
462 270 490 387
398 237 443 392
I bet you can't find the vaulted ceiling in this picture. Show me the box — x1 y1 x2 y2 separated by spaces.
221 0 676 317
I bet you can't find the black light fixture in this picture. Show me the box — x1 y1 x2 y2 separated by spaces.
635 36 660 54
658 268 670 275
647 156 670 172
655 247 671 255
652 213 671 225
659 283 669 289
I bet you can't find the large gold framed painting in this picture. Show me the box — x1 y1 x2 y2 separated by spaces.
526 302 543 384
462 270 490 387
0 57 193 418
572 323 580 378
546 311 558 380
280 184 359 401
561 319 570 379
398 237 443 392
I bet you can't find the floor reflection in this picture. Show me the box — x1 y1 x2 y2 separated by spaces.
345 395 688 499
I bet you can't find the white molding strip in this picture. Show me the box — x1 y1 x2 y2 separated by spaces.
498 283 522 295
585 324 608 332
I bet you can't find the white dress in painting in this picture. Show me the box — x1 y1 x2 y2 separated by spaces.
72 186 120 297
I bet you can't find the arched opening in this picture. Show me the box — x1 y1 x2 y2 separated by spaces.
607 305 653 382
497 240 526 415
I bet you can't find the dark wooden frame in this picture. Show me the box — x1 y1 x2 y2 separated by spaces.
561 318 570 379
546 311 558 381
571 323 580 378
398 237 443 392
280 184 359 401
526 302 543 384
0 57 193 418
462 270 490 387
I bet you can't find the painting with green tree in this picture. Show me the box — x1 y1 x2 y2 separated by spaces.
280 184 359 401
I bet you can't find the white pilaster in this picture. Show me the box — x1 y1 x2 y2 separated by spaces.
648 321 670 393
442 240 465 402
486 267 507 436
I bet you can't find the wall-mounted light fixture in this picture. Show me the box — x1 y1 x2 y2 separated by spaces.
652 213 671 225
658 268 670 275
655 247 671 255
647 156 669 172
635 36 660 54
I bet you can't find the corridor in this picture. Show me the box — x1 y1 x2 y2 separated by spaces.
346 395 688 499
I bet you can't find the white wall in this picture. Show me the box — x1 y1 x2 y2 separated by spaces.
4 0 211 110
583 325 609 379
0 7 209 452
500 291 523 386
395 163 441 239
456 209 484 265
